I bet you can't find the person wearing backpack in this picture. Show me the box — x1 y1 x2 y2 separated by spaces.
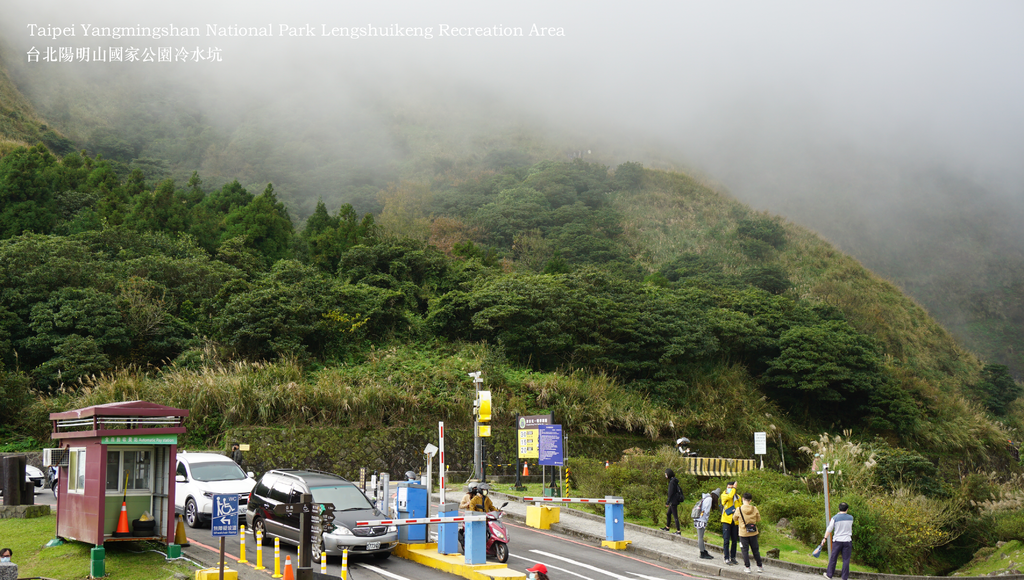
720 480 740 564
662 468 683 535
693 488 720 559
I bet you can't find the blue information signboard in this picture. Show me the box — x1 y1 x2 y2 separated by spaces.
211 494 239 537
538 424 563 466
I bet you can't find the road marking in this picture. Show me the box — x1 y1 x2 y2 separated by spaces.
530 549 626 578
357 562 414 579
628 573 669 580
509 552 596 580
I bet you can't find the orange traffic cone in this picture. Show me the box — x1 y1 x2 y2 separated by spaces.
174 514 190 547
523 462 529 477
113 500 131 537
282 555 295 580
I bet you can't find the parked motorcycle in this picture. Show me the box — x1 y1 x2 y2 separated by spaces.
458 501 510 563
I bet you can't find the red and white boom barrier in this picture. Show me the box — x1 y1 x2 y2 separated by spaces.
355 514 484 527
522 496 624 504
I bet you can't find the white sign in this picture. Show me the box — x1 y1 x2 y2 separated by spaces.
754 432 767 455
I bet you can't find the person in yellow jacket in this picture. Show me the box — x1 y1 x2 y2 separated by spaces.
719 480 740 565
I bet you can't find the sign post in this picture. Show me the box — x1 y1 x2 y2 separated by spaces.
754 431 767 469
273 499 334 580
518 414 552 492
539 424 564 496
211 494 239 580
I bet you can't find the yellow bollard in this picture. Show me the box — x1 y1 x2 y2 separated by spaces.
320 550 327 574
254 530 265 570
341 549 348 580
272 537 283 578
238 524 247 563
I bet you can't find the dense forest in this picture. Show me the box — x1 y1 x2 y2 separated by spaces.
1 143 1020 453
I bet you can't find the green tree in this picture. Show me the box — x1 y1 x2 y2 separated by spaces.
763 320 886 423
222 183 294 263
0 144 61 238
970 364 1023 416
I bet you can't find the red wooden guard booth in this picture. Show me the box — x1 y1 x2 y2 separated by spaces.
49 401 188 546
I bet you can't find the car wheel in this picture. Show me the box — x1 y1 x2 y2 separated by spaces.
312 538 325 564
374 550 392 560
185 498 202 528
251 518 268 544
51 481 58 499
494 541 509 563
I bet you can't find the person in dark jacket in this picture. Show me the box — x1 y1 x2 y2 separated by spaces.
662 468 684 534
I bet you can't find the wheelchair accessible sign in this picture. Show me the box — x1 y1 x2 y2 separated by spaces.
211 494 239 537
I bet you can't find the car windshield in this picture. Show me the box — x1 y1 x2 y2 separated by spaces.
189 461 246 482
310 485 375 511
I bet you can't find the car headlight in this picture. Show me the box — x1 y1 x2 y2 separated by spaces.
332 525 352 536
387 525 398 533
203 491 215 498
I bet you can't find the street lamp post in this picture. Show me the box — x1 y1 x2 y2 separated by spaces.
817 457 835 555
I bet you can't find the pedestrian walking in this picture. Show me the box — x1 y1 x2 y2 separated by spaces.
822 502 854 580
694 488 720 559
734 492 763 573
720 480 740 564
662 468 683 535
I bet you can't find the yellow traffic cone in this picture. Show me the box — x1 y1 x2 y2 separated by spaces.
174 514 190 547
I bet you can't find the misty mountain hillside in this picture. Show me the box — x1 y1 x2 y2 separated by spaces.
1 34 1023 463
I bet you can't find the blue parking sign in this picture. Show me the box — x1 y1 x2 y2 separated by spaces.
211 494 239 537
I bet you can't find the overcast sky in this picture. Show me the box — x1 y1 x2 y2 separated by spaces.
5 1 1024 205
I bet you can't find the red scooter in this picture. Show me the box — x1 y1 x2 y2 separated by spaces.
458 501 510 563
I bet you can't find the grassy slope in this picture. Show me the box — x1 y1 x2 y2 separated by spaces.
0 42 48 153
615 168 1003 456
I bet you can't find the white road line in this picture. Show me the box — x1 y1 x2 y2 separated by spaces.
530 549 629 579
509 552 597 580
356 562 414 579
627 573 668 580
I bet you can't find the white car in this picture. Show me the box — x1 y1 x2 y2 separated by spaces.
174 452 256 528
26 465 46 494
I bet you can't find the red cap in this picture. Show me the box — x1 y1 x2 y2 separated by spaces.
527 563 548 573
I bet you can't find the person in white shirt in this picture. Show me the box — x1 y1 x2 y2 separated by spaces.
821 502 854 580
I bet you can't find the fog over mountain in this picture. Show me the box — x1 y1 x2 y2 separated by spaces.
3 1 1024 371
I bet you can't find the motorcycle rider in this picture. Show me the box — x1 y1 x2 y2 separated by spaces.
468 483 497 513
460 483 480 511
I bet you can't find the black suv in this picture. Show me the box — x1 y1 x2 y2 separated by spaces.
246 469 398 562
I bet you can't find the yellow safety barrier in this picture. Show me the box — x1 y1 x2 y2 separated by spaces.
272 537 283 578
342 549 349 580
683 457 757 477
254 530 265 570
238 524 247 564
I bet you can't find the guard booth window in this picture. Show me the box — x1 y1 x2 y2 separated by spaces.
68 449 86 493
105 449 153 494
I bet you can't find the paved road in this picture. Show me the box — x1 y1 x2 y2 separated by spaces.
504 517 709 579
184 502 710 579
184 521 452 580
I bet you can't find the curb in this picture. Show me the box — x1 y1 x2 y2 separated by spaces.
496 492 1024 580
394 543 525 579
